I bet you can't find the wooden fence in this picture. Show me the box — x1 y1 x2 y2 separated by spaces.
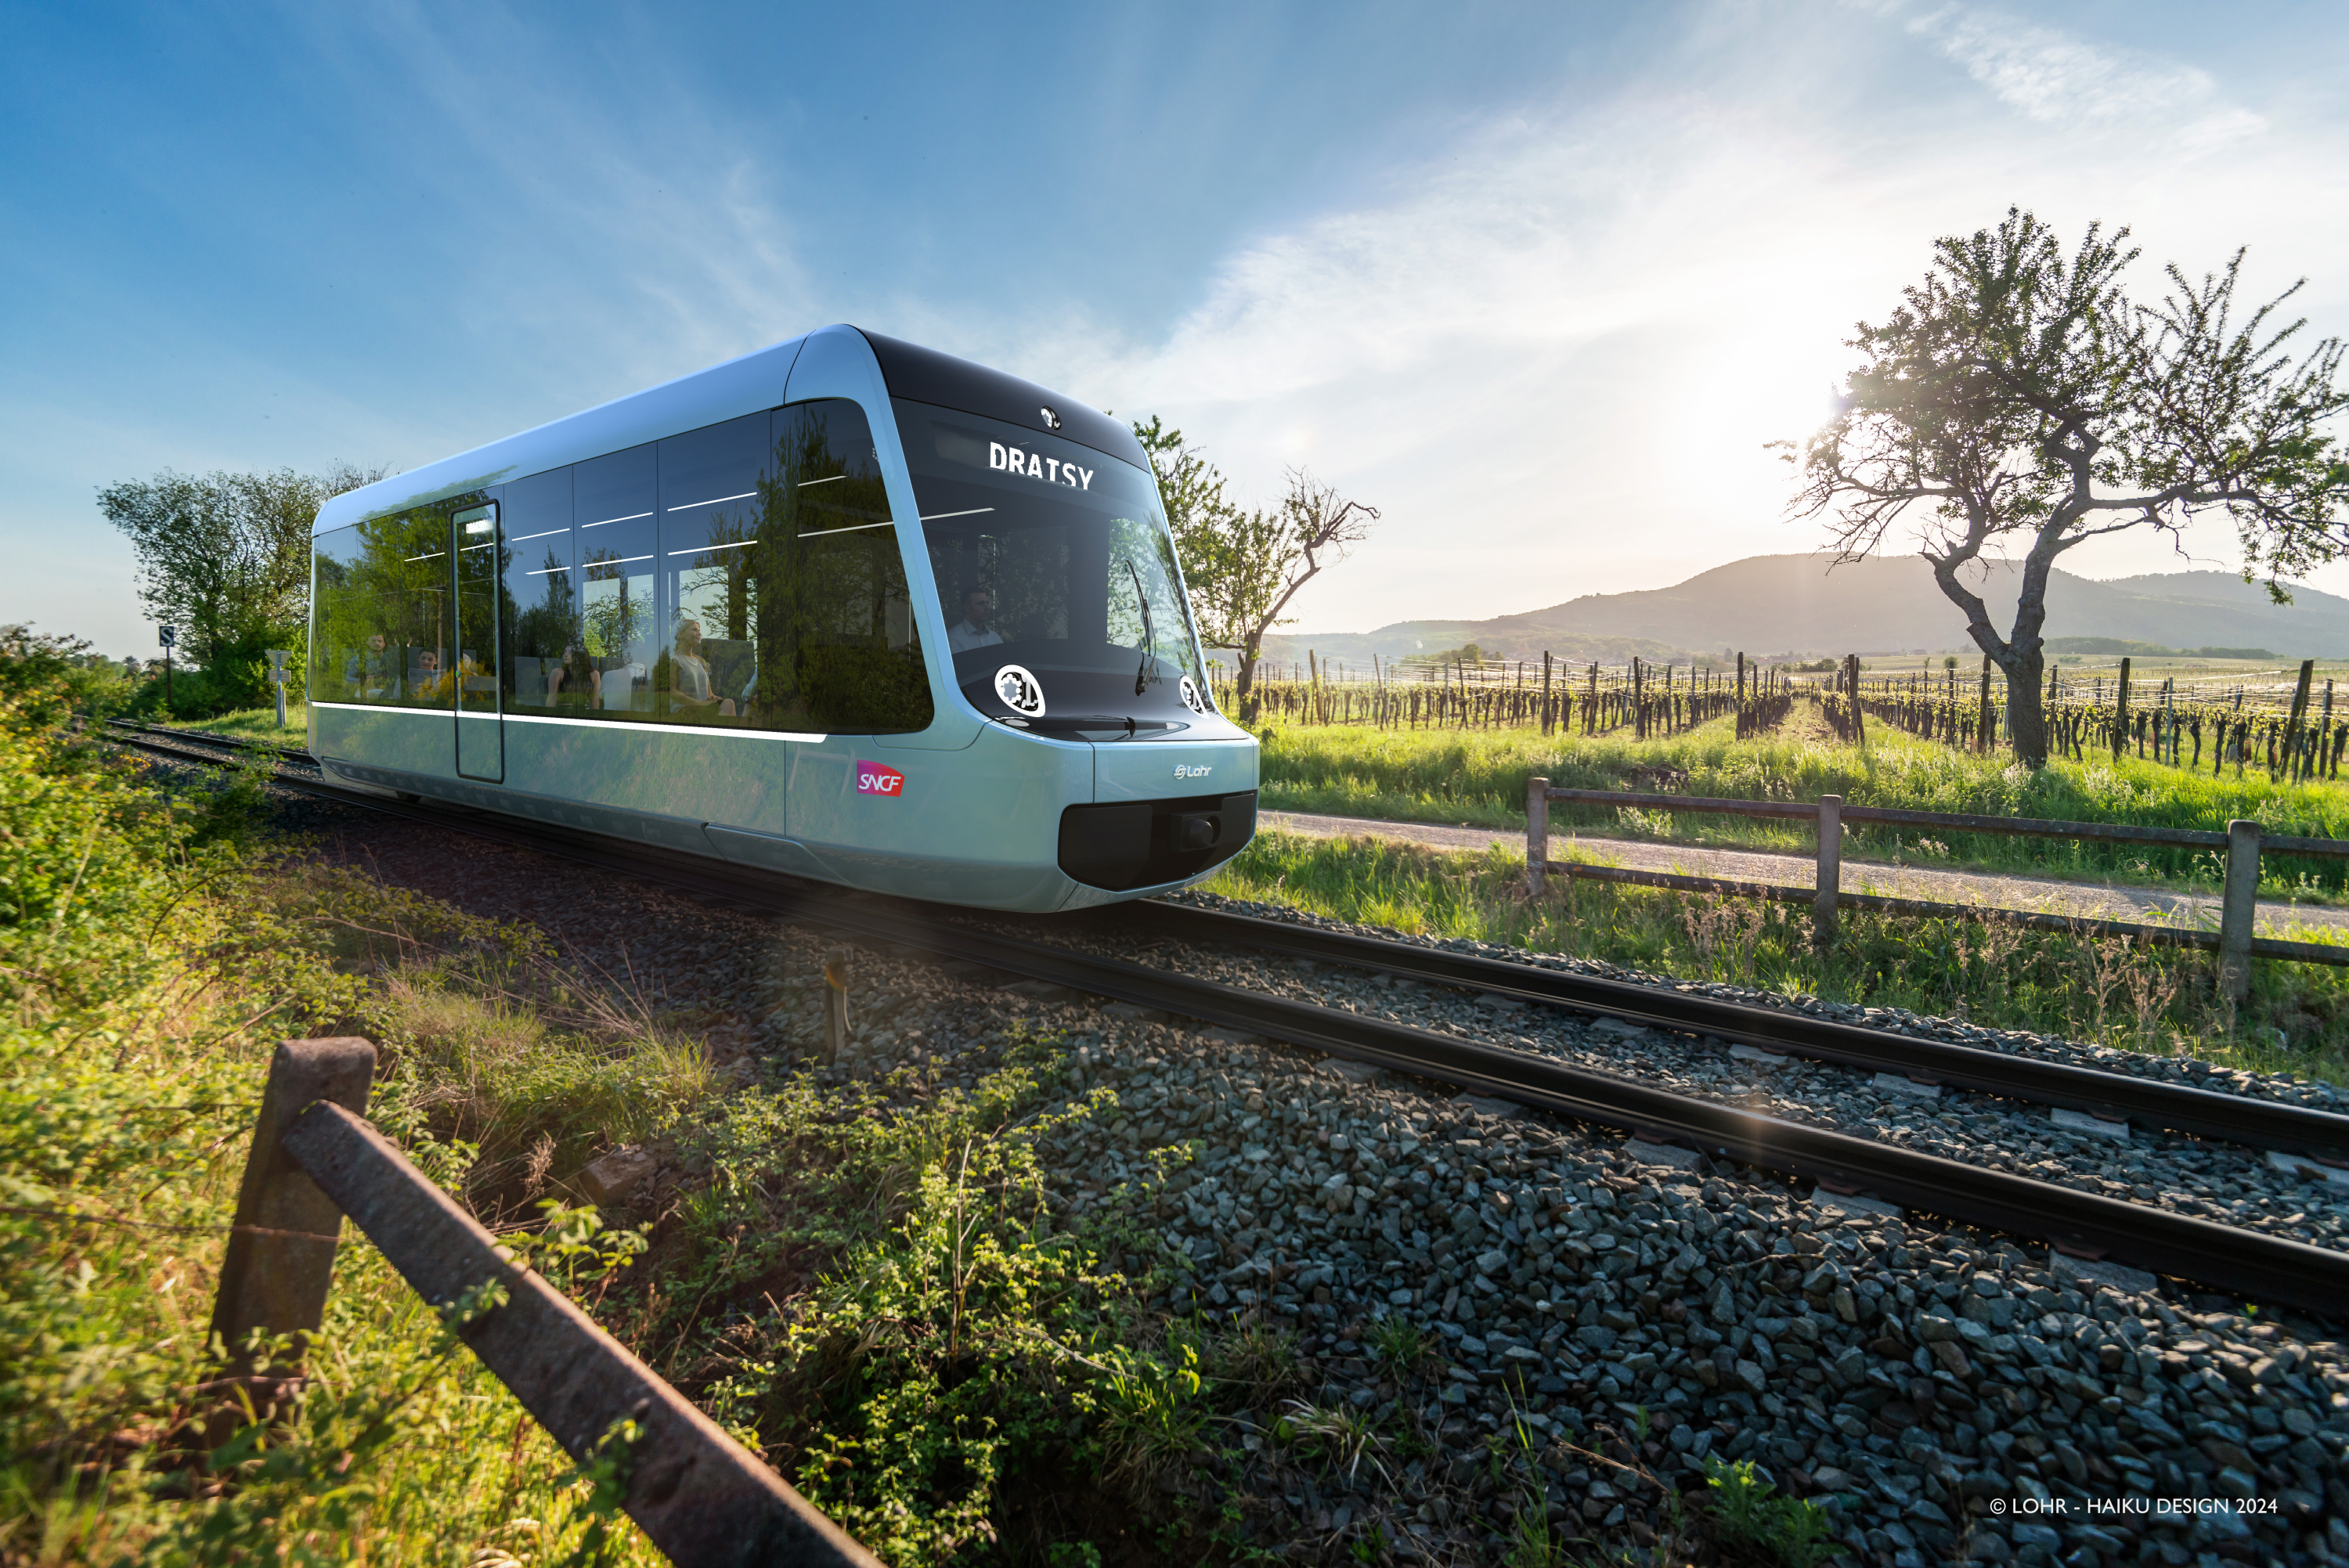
210 1036 876 1568
1524 780 2349 999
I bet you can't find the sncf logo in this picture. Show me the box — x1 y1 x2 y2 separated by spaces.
856 761 905 797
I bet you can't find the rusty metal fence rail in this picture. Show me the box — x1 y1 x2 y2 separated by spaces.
1524 780 2349 999
210 1037 877 1568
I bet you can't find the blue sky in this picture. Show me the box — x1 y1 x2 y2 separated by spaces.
9 1 2349 658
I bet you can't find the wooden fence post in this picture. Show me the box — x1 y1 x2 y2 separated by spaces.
1813 795 1842 950
1526 777 1550 896
281 1101 881 1568
823 948 852 1065
2219 820 2261 1004
209 1036 378 1377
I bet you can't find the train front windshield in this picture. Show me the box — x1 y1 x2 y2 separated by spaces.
894 400 1208 727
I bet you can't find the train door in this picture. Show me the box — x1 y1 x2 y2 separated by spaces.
454 501 504 782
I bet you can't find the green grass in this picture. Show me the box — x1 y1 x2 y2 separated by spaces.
1256 708 2349 900
1203 829 2349 1070
132 700 310 742
1 653 1247 1565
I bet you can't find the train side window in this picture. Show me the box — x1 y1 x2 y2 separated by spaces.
502 467 575 712
654 399 933 734
575 444 659 714
657 413 768 725
310 514 453 710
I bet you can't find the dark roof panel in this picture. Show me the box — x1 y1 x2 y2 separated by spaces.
858 329 1146 469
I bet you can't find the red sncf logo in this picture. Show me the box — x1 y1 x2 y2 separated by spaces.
856 761 904 797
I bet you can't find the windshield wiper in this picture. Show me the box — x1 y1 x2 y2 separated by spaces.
1126 560 1158 697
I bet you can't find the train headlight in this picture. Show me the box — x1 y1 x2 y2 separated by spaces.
994 664 1047 718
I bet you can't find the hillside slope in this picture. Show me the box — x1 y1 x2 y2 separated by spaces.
1254 555 2349 665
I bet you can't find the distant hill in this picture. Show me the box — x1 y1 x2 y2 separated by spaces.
1253 555 2349 669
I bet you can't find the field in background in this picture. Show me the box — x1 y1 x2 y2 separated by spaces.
1202 830 2349 1076
1255 711 2349 902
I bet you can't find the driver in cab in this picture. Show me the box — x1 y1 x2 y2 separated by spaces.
948 587 1004 654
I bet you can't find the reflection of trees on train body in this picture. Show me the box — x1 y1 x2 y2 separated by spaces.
309 506 454 707
713 402 929 733
511 545 575 666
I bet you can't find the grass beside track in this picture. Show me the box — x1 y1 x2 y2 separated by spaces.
1257 708 2349 903
1203 829 2349 1077
136 700 311 744
2 665 1279 1565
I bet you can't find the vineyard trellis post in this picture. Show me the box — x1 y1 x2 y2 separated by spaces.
2282 660 2315 783
2114 658 2131 760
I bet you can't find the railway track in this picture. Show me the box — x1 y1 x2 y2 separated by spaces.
108 717 2349 1313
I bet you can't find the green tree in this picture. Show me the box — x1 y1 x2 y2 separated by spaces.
97 463 388 676
1783 208 2349 766
1131 420 1377 723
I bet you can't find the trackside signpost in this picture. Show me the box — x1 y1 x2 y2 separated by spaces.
266 647 291 730
211 1037 879 1568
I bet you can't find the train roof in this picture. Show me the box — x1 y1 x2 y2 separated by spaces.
314 326 1147 534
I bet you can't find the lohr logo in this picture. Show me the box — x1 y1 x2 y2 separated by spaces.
856 761 905 797
1173 763 1213 780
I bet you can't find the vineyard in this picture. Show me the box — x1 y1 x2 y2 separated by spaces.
1827 654 2349 782
1227 648 2349 783
1232 651 1793 740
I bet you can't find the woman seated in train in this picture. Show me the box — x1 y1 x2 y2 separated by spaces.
666 619 738 718
545 643 601 708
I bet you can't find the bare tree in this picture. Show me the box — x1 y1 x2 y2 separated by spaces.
1783 208 2349 766
1135 423 1379 723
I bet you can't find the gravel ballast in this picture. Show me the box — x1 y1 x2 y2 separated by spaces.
153 762 2349 1563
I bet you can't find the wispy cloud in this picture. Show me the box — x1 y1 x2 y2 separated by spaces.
980 8 2338 633
1900 3 2264 146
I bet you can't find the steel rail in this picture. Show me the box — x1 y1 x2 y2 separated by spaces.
109 716 2349 1148
1120 901 2349 1159
102 717 312 763
102 721 2349 1308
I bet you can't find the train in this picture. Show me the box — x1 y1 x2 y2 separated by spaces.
306 325 1258 912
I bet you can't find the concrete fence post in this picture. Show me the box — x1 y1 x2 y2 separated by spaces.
2220 819 2262 1004
208 1036 377 1376
1526 777 1550 896
1813 795 1843 950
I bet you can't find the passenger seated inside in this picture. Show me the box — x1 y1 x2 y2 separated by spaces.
345 633 395 700
669 619 737 718
947 587 1004 654
410 648 453 702
546 643 601 708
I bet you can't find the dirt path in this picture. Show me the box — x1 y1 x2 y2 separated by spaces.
1256 809 2349 936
